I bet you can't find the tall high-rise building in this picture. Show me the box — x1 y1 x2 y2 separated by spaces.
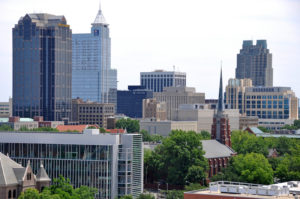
72 3 117 103
211 69 231 147
140 70 186 92
13 14 72 121
235 40 273 87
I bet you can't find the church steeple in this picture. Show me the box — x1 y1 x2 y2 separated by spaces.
92 0 108 25
217 67 224 112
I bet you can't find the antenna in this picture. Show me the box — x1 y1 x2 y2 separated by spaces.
173 65 175 72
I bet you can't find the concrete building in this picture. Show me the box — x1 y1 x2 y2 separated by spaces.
0 116 64 131
13 14 72 121
140 70 186 92
0 152 50 199
235 40 273 87
140 119 197 136
117 86 153 118
0 98 12 118
142 98 167 121
184 181 300 199
72 3 117 104
239 116 258 129
0 129 143 199
176 104 240 133
225 78 298 130
72 98 115 128
154 87 205 120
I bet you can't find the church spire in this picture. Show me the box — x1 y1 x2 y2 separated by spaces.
217 65 224 112
92 0 108 25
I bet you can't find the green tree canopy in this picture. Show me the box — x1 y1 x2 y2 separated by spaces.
213 153 274 184
116 118 140 133
145 130 208 185
231 130 269 156
18 188 40 199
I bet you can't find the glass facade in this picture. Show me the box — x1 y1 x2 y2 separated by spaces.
0 131 143 199
117 87 153 118
72 8 117 104
140 71 186 92
13 14 72 121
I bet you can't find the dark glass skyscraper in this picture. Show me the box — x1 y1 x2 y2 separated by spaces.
235 40 273 87
13 14 72 121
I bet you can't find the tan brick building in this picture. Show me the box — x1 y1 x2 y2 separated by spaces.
72 98 115 128
154 87 205 120
142 98 167 121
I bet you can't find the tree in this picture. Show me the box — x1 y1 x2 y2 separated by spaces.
199 131 210 140
231 130 269 156
74 186 98 199
137 193 155 199
0 124 13 131
140 130 163 142
145 130 208 185
18 188 40 199
223 153 274 184
275 155 300 182
257 126 270 133
116 118 140 133
99 127 107 133
119 195 133 199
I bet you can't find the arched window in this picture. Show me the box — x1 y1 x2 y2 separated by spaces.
8 190 12 198
13 190 16 198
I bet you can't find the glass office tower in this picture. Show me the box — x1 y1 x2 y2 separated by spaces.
72 3 117 103
13 14 72 121
0 130 143 199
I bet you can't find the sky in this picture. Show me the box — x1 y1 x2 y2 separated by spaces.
0 0 300 102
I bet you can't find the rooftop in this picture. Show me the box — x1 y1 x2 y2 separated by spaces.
201 140 236 159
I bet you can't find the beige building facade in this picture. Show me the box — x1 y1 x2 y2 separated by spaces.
142 98 167 121
176 104 240 133
72 98 115 128
154 87 205 120
140 119 198 136
0 98 12 118
225 78 298 130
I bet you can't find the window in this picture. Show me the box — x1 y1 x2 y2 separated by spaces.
27 173 32 180
8 190 12 198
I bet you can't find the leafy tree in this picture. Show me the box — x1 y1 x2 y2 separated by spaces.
116 118 140 133
184 183 205 191
99 127 107 133
74 186 98 199
137 193 155 199
199 131 210 140
258 126 270 133
145 130 208 185
18 188 40 199
293 119 300 129
275 155 300 182
87 126 97 129
0 124 13 131
231 130 268 156
216 153 274 184
119 195 133 199
140 130 163 142
165 190 184 199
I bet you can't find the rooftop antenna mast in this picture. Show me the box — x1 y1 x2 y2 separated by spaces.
173 65 175 72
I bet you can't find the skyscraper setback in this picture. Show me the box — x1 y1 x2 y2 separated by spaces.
13 14 72 121
72 3 117 104
235 40 273 87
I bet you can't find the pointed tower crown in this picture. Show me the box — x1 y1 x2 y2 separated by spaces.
217 67 224 112
92 0 108 25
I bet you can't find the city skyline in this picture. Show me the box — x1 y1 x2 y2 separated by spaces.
0 0 300 101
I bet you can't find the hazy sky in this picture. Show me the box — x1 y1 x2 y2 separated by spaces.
0 0 300 102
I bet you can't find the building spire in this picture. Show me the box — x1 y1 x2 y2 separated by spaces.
217 63 224 112
92 0 108 25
